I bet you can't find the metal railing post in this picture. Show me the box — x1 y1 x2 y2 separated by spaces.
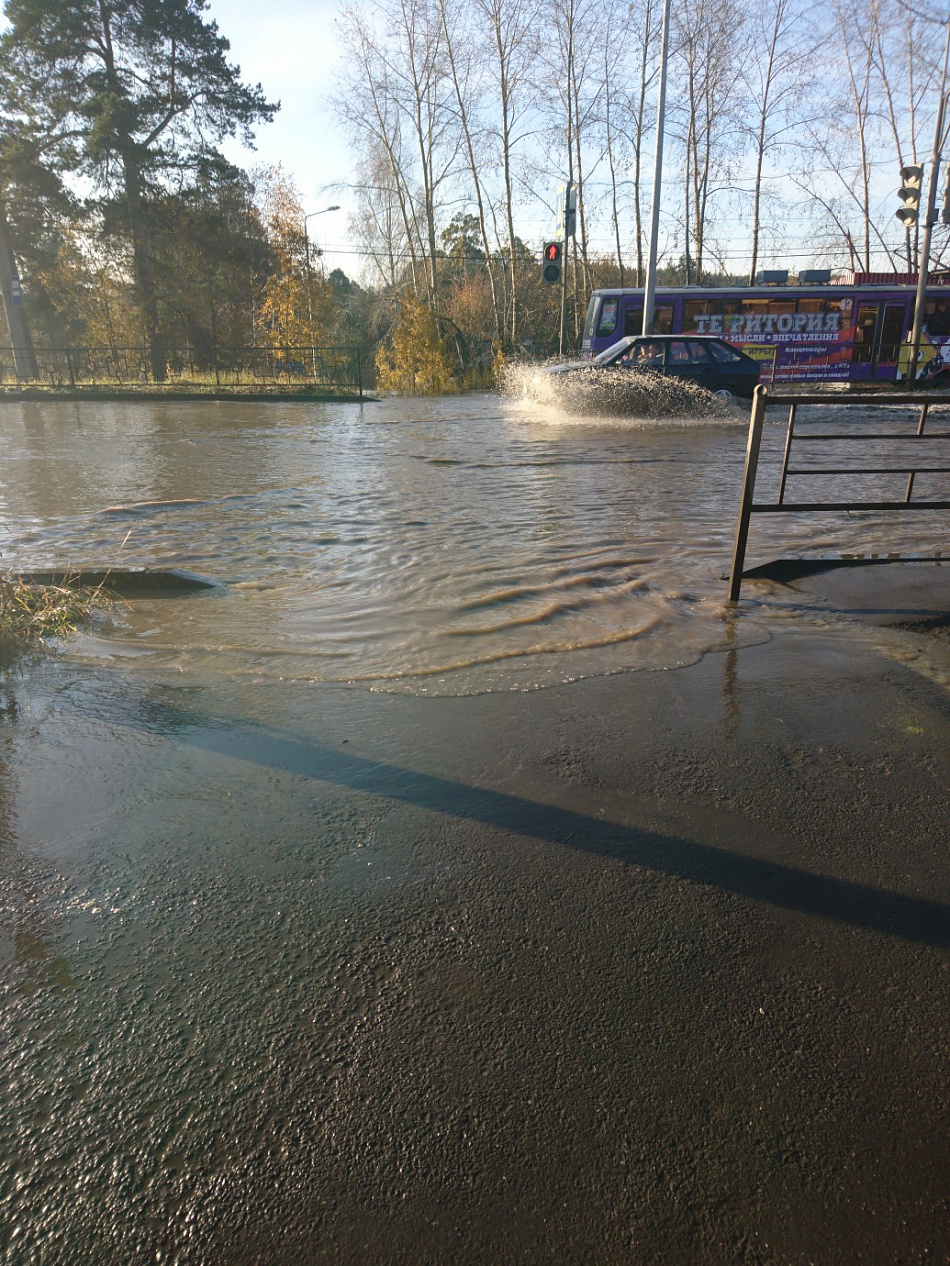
777 402 797 505
728 384 770 603
726 390 950 600
905 401 929 503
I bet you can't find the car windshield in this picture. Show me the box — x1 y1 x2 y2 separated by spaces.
593 337 637 366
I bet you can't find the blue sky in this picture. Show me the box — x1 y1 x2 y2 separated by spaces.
207 0 358 273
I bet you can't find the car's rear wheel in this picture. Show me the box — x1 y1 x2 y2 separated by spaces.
712 385 737 402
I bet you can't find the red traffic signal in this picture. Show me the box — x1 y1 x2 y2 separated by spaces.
542 241 562 284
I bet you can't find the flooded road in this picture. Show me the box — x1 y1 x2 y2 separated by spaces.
2 394 948 695
2 394 949 1263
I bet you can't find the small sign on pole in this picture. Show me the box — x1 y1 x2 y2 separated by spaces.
555 184 577 239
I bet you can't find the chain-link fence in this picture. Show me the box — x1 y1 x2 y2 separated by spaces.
0 345 365 394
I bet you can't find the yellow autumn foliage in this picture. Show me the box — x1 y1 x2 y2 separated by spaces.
375 297 455 395
255 164 334 349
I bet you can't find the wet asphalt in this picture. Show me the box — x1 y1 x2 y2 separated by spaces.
1 606 949 1264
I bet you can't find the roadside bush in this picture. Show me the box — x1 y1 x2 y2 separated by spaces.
375 297 455 395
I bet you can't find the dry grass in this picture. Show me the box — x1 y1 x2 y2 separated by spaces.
0 573 111 645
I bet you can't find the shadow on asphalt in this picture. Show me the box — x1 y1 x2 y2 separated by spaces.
178 721 950 951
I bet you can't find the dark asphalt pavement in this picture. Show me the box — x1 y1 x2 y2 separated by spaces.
1 577 948 1263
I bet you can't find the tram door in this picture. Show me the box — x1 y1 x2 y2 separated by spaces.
851 301 909 380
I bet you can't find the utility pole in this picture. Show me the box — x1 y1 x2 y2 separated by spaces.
559 181 573 357
642 0 673 337
908 15 950 381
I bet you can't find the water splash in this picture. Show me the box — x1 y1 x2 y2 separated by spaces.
498 358 734 421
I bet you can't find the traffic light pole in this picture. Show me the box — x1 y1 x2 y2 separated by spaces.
641 0 672 337
909 16 950 383
559 180 570 357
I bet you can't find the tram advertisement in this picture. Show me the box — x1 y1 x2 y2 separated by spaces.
686 298 853 383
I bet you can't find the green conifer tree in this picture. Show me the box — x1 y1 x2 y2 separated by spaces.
0 0 276 380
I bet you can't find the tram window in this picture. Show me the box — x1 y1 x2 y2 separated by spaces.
851 305 877 363
785 295 850 333
740 296 796 335
924 299 950 336
682 298 739 334
740 298 795 316
622 305 672 335
854 306 877 340
683 300 710 330
624 306 643 335
596 297 619 337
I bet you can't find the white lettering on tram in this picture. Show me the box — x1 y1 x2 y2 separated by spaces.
691 311 843 337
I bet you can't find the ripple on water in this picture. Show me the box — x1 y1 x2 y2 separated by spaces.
1 394 947 695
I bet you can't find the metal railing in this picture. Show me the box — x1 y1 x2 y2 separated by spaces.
728 385 950 600
0 344 365 394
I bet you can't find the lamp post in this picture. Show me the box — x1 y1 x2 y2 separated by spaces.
303 205 340 374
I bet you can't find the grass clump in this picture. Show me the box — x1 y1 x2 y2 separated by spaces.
0 573 109 645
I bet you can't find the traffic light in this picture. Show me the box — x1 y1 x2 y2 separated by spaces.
896 164 923 227
941 163 950 225
542 241 562 284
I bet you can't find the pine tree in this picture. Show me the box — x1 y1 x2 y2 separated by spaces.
0 0 276 380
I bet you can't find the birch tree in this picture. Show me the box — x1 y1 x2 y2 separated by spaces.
437 0 503 340
476 0 540 345
671 0 747 282
742 0 818 282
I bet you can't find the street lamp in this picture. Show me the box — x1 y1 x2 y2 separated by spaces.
303 205 341 364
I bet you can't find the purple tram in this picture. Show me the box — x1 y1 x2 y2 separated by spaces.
581 276 950 386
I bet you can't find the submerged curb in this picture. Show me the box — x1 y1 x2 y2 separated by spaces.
0 389 376 404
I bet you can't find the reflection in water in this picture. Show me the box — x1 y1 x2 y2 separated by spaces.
721 618 741 740
0 677 72 998
0 395 947 696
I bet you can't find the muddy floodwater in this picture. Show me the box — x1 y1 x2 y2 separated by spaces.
2 393 948 694
1 394 949 1263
